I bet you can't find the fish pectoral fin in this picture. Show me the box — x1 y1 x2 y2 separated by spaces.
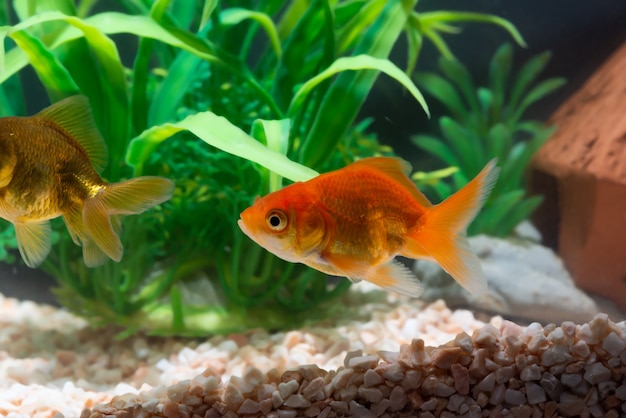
14 221 52 268
361 259 423 297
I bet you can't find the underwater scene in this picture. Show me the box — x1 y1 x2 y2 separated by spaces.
0 0 625 416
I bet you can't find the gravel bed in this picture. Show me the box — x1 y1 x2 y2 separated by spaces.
2 286 625 417
0 286 487 418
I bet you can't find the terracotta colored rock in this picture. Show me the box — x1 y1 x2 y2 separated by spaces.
530 40 626 311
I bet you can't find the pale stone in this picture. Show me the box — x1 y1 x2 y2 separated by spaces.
602 332 626 357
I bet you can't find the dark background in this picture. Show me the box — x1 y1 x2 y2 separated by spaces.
1 0 625 304
365 0 626 159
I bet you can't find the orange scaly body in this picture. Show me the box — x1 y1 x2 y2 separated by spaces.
238 157 499 297
0 95 174 268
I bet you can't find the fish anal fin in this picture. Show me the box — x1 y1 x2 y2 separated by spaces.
316 251 423 297
36 95 108 173
362 259 423 297
14 221 52 268
351 157 433 208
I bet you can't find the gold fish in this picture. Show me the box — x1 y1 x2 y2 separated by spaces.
238 157 498 296
0 95 174 268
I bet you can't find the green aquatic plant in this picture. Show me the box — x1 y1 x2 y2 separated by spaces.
1 0 524 335
412 43 566 237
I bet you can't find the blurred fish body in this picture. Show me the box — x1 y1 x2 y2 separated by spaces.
238 157 499 297
0 95 174 268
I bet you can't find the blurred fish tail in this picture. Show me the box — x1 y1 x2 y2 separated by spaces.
403 159 499 294
81 177 174 266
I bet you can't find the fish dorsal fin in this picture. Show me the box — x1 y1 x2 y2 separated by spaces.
36 95 108 173
352 157 433 208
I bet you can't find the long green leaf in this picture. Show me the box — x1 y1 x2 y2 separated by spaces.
439 116 484 175
508 50 551 115
9 30 79 100
414 71 466 120
488 43 512 123
1 11 282 118
127 111 318 182
289 54 428 119
510 77 566 124
131 0 172 135
220 8 282 58
335 0 386 54
411 134 460 167
298 0 418 169
438 57 481 118
418 11 526 48
272 0 333 111
1 11 129 178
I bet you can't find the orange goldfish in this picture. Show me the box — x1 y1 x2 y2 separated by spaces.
0 95 174 268
238 157 498 297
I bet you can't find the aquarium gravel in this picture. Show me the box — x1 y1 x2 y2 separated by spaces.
1 288 625 418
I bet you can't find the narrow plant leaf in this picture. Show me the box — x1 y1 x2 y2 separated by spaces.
127 111 318 182
411 135 460 167
335 0 386 54
488 43 512 123
414 71 466 120
297 0 418 169
148 50 202 125
509 50 552 114
1 11 282 118
439 116 484 176
418 11 527 48
289 55 429 119
272 0 332 111
9 30 79 100
510 77 566 124
486 123 512 163
495 194 542 237
438 57 481 117
220 8 282 58
405 17 423 76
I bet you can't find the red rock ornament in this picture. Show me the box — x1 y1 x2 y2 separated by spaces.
530 40 626 311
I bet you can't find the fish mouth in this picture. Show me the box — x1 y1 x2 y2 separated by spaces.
237 219 253 240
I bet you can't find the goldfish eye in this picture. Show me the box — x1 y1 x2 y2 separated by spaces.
266 210 288 232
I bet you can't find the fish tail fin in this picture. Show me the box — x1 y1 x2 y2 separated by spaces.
82 177 174 265
403 159 499 294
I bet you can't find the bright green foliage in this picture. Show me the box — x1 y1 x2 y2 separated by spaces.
1 0 523 335
412 43 565 237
